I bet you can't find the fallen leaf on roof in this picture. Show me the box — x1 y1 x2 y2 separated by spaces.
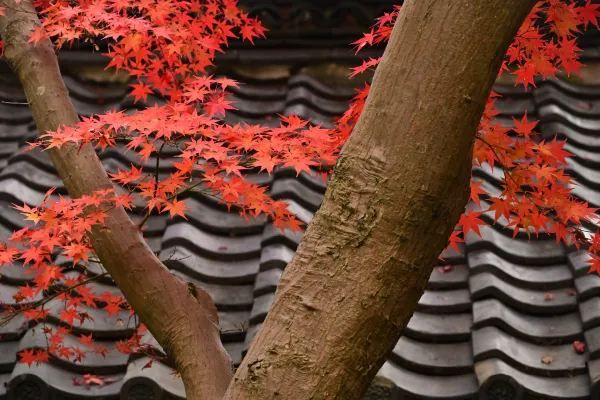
541 355 553 364
573 340 586 354
543 292 555 301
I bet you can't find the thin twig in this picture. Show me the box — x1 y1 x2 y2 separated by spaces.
153 142 166 198
137 179 208 229
137 142 165 230
475 135 520 188
0 272 110 327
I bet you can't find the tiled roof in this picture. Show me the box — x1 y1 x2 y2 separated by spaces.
241 0 397 42
0 30 599 400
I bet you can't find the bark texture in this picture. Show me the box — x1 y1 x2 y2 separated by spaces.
225 1 536 399
0 2 232 399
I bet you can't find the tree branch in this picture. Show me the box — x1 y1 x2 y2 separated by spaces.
0 1 232 399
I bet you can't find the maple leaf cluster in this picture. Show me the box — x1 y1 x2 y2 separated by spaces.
506 0 600 86
0 189 135 365
0 0 597 370
2 0 338 367
344 1 600 264
29 0 266 100
27 0 340 231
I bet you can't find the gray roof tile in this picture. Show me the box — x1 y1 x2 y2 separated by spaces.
389 336 473 375
416 289 472 313
465 226 567 265
378 362 478 399
472 298 582 344
470 273 577 315
473 326 587 377
469 250 573 290
475 358 590 400
405 311 473 342
428 264 469 290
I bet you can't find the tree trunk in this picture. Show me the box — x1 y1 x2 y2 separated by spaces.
224 1 536 399
0 2 232 399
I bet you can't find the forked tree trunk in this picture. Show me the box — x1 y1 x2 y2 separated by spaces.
224 1 536 399
0 2 232 399
1 0 537 399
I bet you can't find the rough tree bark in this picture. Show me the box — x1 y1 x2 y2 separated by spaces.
0 1 232 399
224 1 536 399
0 0 538 399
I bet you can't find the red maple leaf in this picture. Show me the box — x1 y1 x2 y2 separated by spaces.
469 180 486 206
28 26 48 45
0 245 19 265
163 199 187 218
129 83 153 103
352 30 375 53
205 94 235 116
104 302 121 317
589 255 600 275
514 62 536 88
459 211 485 237
579 1 600 28
573 340 587 354
18 349 49 366
447 230 464 253
513 113 538 137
